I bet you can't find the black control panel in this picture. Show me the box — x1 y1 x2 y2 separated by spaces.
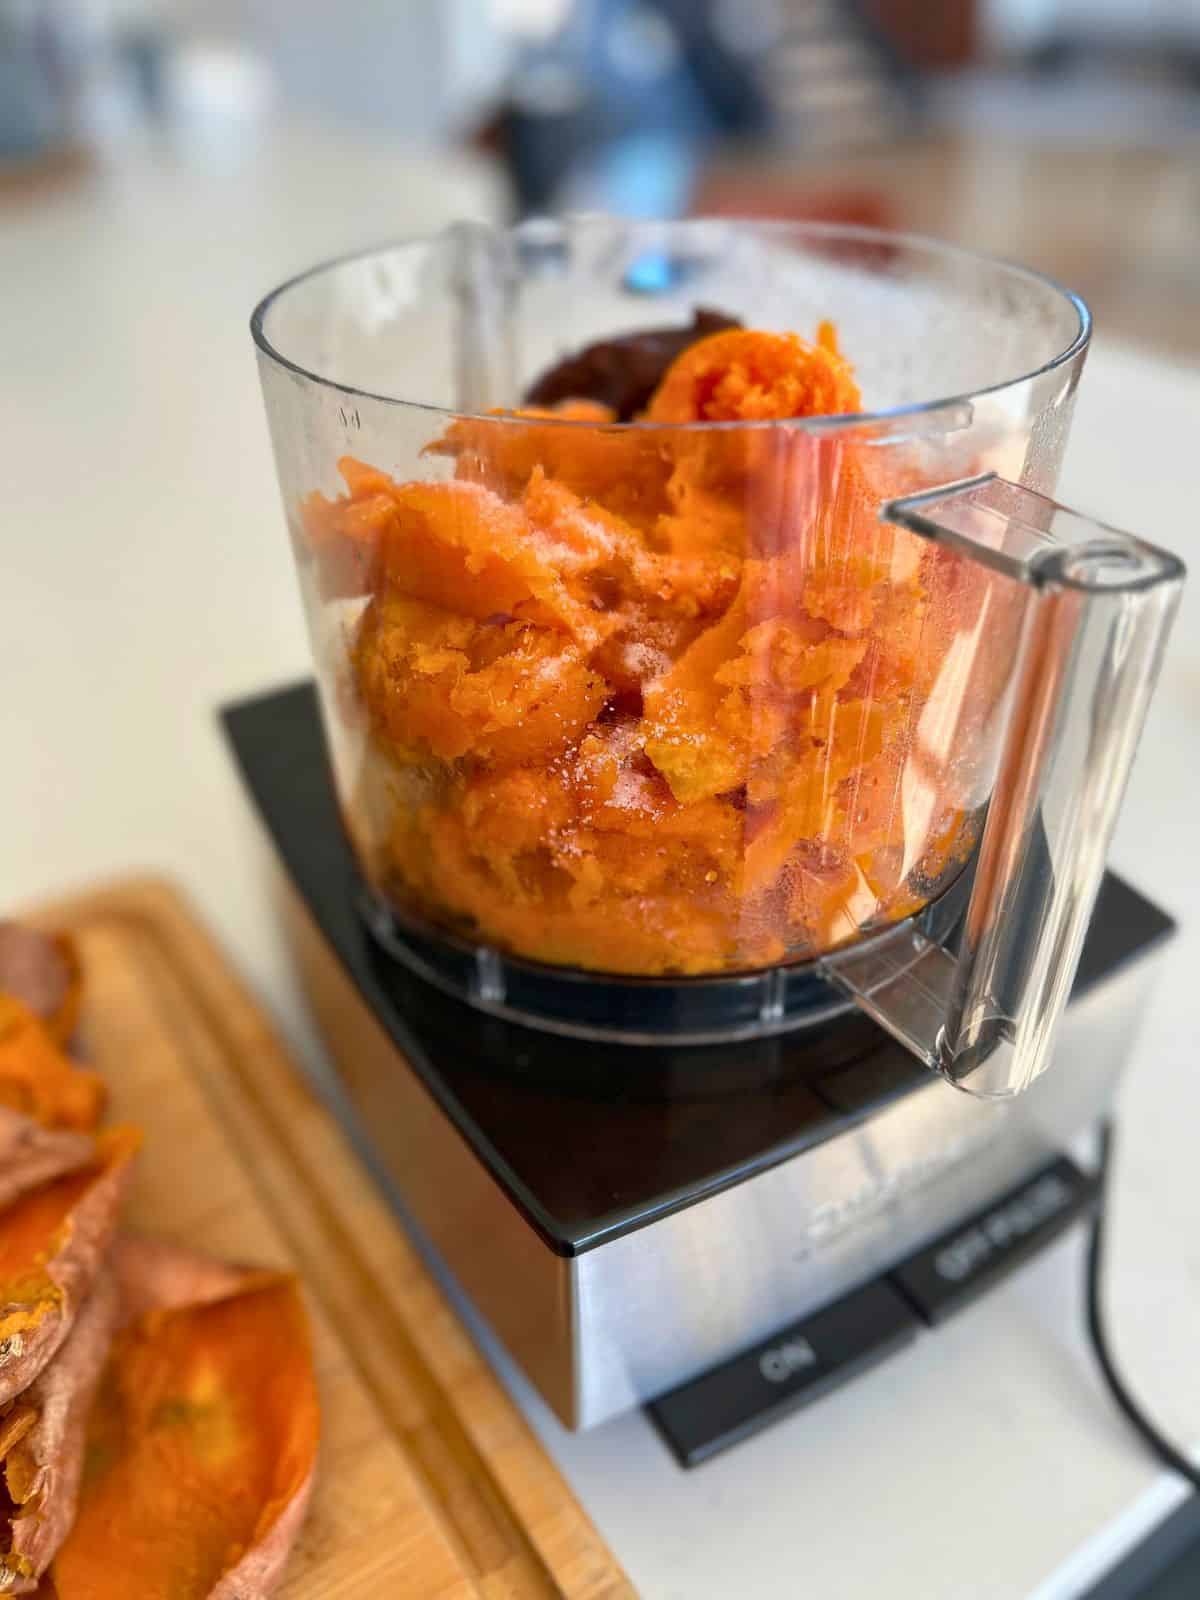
649 1154 1099 1467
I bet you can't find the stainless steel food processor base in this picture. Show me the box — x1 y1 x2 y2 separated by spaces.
285 878 1162 1431
223 681 1170 1436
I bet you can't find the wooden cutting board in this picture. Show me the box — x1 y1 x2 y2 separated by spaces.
25 877 634 1600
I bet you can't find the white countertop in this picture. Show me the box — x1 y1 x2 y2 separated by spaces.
3 120 1199 1600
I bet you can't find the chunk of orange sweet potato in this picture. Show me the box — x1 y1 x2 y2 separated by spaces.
434 402 672 527
0 997 105 1136
355 594 608 768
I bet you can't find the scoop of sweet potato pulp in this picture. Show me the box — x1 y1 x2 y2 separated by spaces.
0 1000 105 1137
645 323 860 424
49 1248 318 1600
0 1127 138 1407
307 321 983 974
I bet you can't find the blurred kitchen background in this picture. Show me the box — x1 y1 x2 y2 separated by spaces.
4 0 1200 357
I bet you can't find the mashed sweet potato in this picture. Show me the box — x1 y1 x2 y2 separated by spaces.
301 323 982 975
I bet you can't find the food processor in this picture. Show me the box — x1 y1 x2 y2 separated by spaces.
229 218 1183 1451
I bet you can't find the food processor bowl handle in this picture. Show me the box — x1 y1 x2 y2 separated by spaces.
821 473 1184 1098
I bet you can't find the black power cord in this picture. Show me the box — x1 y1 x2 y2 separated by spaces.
1087 1120 1200 1491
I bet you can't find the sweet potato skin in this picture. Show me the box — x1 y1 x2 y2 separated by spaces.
0 943 317 1600
0 1111 93 1214
1 1271 121 1594
49 1244 318 1600
109 1236 253 1325
206 1468 316 1600
0 1129 139 1407
0 929 80 1049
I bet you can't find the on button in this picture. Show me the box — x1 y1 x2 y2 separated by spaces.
647 1278 920 1468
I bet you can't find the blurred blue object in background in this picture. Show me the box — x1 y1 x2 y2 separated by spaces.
564 129 699 217
493 0 769 214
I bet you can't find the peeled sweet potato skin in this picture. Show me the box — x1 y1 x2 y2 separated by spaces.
0 1271 121 1594
0 1110 93 1215
49 1247 318 1600
108 1236 256 1327
0 1128 139 1408
0 930 81 1050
